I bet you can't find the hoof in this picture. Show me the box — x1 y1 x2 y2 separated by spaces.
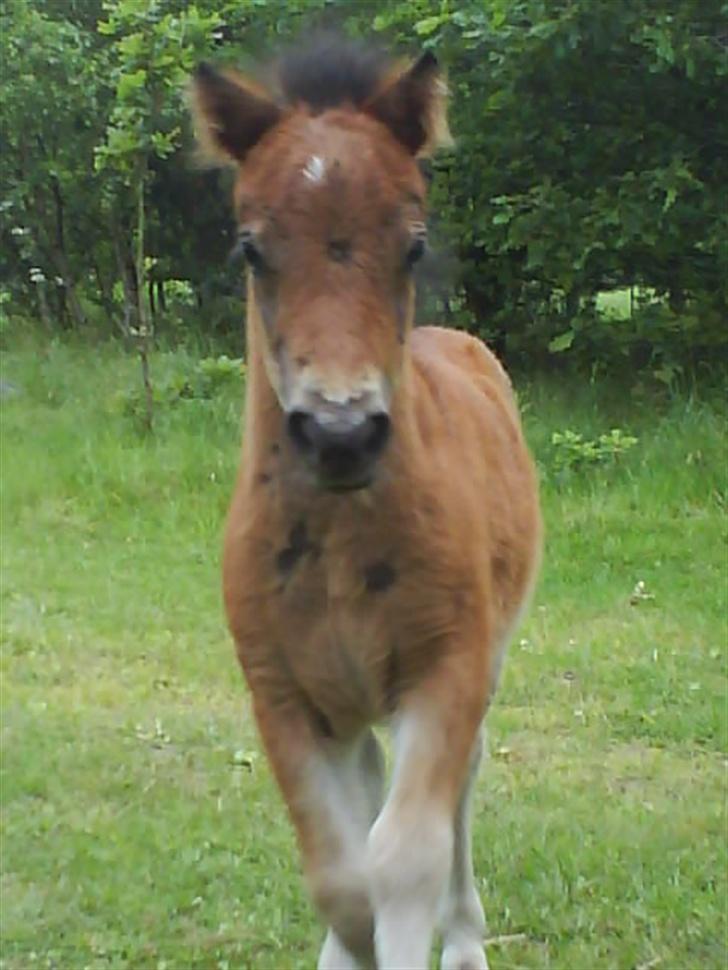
441 941 489 970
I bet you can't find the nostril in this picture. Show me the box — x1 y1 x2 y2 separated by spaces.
287 410 316 453
365 412 391 455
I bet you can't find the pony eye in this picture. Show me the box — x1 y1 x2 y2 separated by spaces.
234 230 267 274
406 233 427 269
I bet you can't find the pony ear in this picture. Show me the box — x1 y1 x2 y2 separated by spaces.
365 51 452 157
190 63 281 164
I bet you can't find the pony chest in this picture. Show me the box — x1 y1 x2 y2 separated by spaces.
272 524 400 636
228 503 473 722
263 535 401 727
259 509 469 644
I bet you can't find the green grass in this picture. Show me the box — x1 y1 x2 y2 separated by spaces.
1 335 726 970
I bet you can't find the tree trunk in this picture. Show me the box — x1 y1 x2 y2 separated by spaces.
112 229 138 340
92 258 116 327
668 288 686 314
64 281 86 329
48 175 87 328
51 256 87 329
35 282 52 329
135 162 154 434
55 278 69 329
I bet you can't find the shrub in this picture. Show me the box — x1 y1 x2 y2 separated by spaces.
114 354 244 425
549 428 639 478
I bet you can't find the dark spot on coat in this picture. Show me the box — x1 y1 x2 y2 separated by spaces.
492 554 509 580
270 442 280 455
276 520 319 580
257 471 272 486
364 560 397 593
276 547 299 575
295 355 310 368
327 238 352 263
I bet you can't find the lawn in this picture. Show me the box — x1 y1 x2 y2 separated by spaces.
1 335 726 970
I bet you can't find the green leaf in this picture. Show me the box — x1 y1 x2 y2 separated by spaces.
549 330 576 353
663 186 677 212
117 69 147 101
414 16 446 37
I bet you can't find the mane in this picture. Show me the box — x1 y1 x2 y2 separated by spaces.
277 34 391 113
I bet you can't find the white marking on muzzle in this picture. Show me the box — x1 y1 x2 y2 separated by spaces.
316 409 367 428
288 372 391 415
277 356 391 417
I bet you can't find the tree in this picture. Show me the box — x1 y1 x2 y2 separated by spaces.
0 0 110 327
370 0 728 367
94 0 220 429
1 0 725 376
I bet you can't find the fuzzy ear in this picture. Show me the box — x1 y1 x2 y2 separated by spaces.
190 63 281 164
365 51 452 157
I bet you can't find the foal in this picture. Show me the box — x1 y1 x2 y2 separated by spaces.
192 38 541 970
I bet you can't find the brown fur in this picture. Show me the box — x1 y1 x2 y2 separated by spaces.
224 322 539 737
192 41 541 969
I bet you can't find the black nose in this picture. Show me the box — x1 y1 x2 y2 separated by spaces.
287 408 391 489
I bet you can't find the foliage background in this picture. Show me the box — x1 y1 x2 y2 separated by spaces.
1 0 726 377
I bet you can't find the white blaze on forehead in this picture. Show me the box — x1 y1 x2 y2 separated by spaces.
302 154 327 184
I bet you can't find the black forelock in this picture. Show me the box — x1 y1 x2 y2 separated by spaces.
278 33 391 113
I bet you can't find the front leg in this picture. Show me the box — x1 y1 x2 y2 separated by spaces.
318 928 363 970
252 696 384 967
318 732 385 970
368 661 489 969
440 731 488 970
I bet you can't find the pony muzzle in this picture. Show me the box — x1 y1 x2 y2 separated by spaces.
286 401 391 491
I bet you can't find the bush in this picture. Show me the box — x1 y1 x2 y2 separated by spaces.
114 353 244 425
548 427 639 479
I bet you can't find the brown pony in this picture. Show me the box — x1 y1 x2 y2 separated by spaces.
191 36 541 970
